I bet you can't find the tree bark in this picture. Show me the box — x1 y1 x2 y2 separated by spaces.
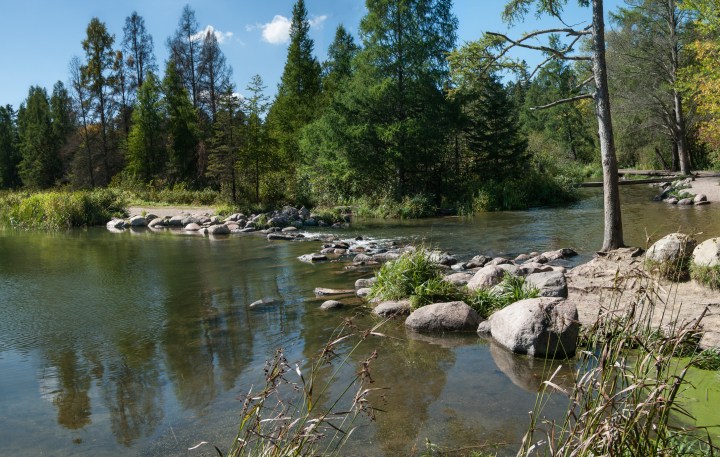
592 0 624 251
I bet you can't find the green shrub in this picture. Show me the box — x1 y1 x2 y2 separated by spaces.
410 276 465 309
690 263 720 290
692 347 720 371
0 189 127 230
352 194 436 219
465 273 539 318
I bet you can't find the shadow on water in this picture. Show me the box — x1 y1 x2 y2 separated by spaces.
0 186 719 455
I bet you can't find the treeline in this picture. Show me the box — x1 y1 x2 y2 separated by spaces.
0 0 718 214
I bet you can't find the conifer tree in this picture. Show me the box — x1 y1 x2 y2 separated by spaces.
17 86 62 188
126 72 165 181
206 85 242 201
198 29 232 123
163 59 200 184
167 5 202 108
321 25 359 103
122 11 157 93
0 104 21 189
266 0 322 198
241 75 271 203
69 56 96 188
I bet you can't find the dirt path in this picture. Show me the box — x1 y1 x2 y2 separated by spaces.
689 176 720 202
126 205 216 218
566 248 720 348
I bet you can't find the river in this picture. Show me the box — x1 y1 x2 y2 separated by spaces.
1 186 719 456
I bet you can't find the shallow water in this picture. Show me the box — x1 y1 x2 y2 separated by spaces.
1 185 719 456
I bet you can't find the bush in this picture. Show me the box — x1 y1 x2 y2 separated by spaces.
465 273 539 318
353 194 436 219
0 189 127 230
410 276 465 309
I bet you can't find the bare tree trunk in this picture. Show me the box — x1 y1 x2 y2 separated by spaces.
671 141 679 171
592 0 624 251
674 92 691 174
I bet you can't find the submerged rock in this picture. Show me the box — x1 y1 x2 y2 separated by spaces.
320 300 343 310
314 287 355 296
373 299 412 317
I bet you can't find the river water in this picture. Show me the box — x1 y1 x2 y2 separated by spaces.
1 186 719 456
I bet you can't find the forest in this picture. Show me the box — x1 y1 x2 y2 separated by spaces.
1 0 719 215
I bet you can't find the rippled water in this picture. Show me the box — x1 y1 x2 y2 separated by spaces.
1 185 719 456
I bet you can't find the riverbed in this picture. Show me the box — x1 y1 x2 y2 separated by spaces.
1 186 719 456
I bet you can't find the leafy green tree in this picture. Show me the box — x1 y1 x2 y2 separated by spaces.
241 75 271 203
607 0 695 172
82 17 117 185
122 11 157 93
523 57 596 163
266 0 322 199
17 86 62 188
163 59 200 184
0 104 21 188
126 72 165 181
206 85 242 201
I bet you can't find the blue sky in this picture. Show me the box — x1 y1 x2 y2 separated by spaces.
0 0 622 109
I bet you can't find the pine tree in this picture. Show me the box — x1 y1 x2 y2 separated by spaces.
122 11 157 93
126 72 165 181
198 29 232 123
69 56 96 188
17 86 62 188
82 17 116 184
321 25 359 102
163 59 200 184
0 104 21 189
206 85 242 201
167 5 202 108
266 0 322 199
241 75 271 203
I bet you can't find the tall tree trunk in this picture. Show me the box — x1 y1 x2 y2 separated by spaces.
671 141 679 171
592 0 624 251
674 92 691 174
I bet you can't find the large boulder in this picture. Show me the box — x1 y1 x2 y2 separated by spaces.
646 233 697 263
405 301 480 332
524 271 568 298
207 224 230 235
355 277 377 289
693 237 720 267
487 297 578 358
129 215 147 227
106 218 126 229
444 272 474 286
320 300 343 310
467 265 505 291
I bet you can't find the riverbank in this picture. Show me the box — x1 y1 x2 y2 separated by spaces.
689 176 720 202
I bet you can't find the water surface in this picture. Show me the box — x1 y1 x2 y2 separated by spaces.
1 185 719 456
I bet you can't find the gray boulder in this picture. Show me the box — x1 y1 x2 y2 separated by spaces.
320 300 343 310
466 255 491 269
646 232 697 263
405 301 480 332
356 287 372 298
268 216 289 227
106 218 126 229
267 233 296 241
428 250 457 266
314 287 354 296
666 197 679 204
207 224 230 235
524 271 568 298
144 213 158 223
184 222 202 231
488 257 512 266
678 198 693 205
355 277 377 289
182 215 199 226
694 194 708 204
488 297 579 358
148 217 165 228
299 254 328 263
168 215 185 226
373 300 411 316
693 237 720 268
129 215 147 227
353 253 374 263
444 272 474 286
467 265 506 291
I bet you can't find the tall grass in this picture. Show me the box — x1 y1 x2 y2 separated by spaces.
518 268 718 457
0 189 126 229
223 320 387 457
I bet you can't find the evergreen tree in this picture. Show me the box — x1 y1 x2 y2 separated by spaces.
163 59 200 184
122 11 157 93
17 86 62 188
50 81 75 149
206 85 242 201
69 56 96 188
321 25 359 102
113 50 132 137
167 5 202 108
266 0 322 199
82 17 116 184
0 104 21 189
198 29 233 123
241 75 271 203
126 72 165 181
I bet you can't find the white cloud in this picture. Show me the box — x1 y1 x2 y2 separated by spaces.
191 25 234 44
260 15 292 44
309 15 328 29
253 13 330 45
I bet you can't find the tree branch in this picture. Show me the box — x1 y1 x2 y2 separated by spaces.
531 93 595 110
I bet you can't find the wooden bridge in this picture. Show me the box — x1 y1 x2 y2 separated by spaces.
579 169 720 188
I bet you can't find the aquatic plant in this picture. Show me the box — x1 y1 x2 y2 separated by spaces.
465 273 539 319
368 249 443 302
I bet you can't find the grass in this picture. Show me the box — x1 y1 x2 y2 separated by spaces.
691 263 720 290
0 189 127 229
352 194 437 219
221 320 387 457
465 273 540 319
518 268 718 457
